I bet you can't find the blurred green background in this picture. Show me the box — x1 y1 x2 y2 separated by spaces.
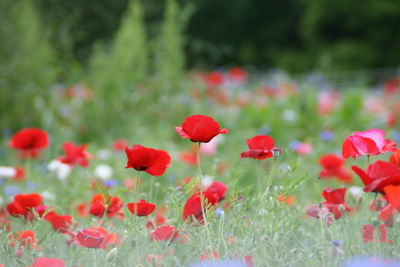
1 0 399 135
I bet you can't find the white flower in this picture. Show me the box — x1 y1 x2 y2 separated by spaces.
95 164 113 180
0 167 17 178
348 186 364 198
202 175 214 188
48 160 71 180
41 191 56 200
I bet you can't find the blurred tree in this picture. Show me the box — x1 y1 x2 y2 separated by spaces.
0 0 58 131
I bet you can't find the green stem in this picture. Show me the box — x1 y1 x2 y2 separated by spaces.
241 158 278 258
134 170 141 202
197 142 215 260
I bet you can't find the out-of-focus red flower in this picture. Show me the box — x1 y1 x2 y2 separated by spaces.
113 139 128 151
183 192 218 223
321 188 351 219
352 161 400 194
389 149 400 167
277 194 295 206
387 112 397 128
9 230 39 249
319 154 352 183
6 193 42 220
147 254 162 267
361 224 393 244
44 211 73 233
342 129 397 159
88 194 124 218
175 115 228 143
228 67 247 83
384 185 400 210
76 227 117 249
76 202 88 218
58 142 93 167
26 257 65 267
243 255 254 267
9 128 49 158
295 142 313 155
200 250 219 261
179 145 198 166
127 199 156 217
318 91 340 115
146 207 167 229
125 145 171 176
205 181 227 201
150 225 180 242
240 135 276 159
0 166 25 181
203 72 224 87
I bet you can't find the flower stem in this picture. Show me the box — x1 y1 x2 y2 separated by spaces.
135 170 141 202
197 142 215 260
241 158 278 258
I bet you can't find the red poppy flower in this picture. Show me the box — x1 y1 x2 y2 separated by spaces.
6 193 42 220
321 188 351 219
127 199 156 216
44 211 73 233
27 257 65 267
175 115 228 143
9 230 39 249
125 145 171 176
8 128 49 158
203 72 224 87
76 227 117 249
58 142 93 167
384 185 400 209
200 250 219 261
228 67 247 83
113 139 128 151
179 145 198 166
183 192 218 223
205 181 227 201
352 161 400 194
389 149 400 167
361 224 393 244
88 194 124 218
150 225 179 242
319 154 352 183
240 135 276 159
342 129 397 159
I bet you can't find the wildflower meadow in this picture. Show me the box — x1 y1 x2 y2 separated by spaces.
1 0 400 267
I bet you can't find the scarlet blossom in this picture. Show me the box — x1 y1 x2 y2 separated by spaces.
88 194 124 218
26 257 65 267
240 135 276 159
113 139 128 151
205 181 227 201
384 185 400 210
203 71 224 87
76 227 117 249
179 145 198 166
321 188 351 219
342 129 397 159
352 161 400 194
9 230 39 249
127 199 156 216
58 142 93 167
319 154 352 183
183 192 218 223
228 67 247 83
361 224 393 244
150 225 180 242
6 193 42 220
125 145 171 176
9 128 49 158
200 250 219 261
277 194 295 206
389 149 400 167
175 115 228 143
44 211 73 233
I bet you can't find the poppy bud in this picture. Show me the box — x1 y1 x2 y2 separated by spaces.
272 147 281 158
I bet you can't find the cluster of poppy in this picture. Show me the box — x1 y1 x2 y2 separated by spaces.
307 128 399 244
2 114 270 266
